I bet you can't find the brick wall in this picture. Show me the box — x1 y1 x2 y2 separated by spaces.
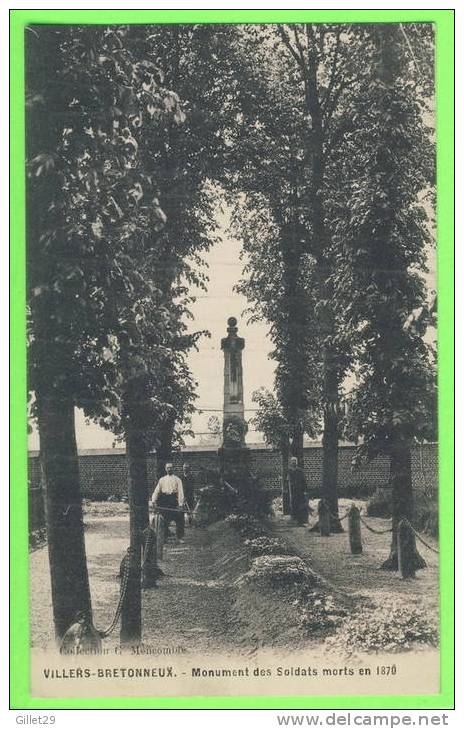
410 442 438 497
28 442 438 505
247 446 392 495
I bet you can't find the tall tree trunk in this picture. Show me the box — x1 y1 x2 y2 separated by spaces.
280 239 307 474
120 423 149 644
321 351 343 532
126 424 150 532
302 31 343 533
156 419 175 480
313 265 343 532
290 422 304 465
381 439 426 571
36 386 92 641
281 436 290 515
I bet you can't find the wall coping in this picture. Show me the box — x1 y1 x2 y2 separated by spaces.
27 441 437 458
27 442 338 457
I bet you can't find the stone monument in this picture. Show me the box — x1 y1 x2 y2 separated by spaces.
221 316 246 447
218 317 249 491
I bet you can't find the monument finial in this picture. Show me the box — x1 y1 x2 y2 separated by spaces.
227 316 238 335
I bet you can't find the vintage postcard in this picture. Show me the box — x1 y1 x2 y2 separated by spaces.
10 9 454 709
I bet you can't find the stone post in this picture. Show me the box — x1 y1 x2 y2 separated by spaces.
318 499 331 537
398 520 417 579
348 504 362 554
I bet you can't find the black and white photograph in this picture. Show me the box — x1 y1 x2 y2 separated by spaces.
25 21 440 698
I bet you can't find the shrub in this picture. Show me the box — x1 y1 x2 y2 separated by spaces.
245 555 315 586
198 469 272 523
325 601 438 655
234 473 273 519
366 488 392 518
413 494 439 538
194 484 232 524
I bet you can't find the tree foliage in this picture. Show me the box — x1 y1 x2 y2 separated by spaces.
27 26 184 415
330 24 437 460
27 25 236 453
217 24 372 494
233 199 323 455
251 387 318 450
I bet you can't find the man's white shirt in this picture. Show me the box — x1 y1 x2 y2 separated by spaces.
151 474 185 506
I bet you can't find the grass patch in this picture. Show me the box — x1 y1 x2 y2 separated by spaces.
325 601 438 655
295 588 348 637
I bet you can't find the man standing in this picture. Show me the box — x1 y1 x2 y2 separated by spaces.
287 456 308 526
151 463 185 542
182 463 196 524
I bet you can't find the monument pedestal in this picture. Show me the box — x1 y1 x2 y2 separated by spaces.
218 445 250 494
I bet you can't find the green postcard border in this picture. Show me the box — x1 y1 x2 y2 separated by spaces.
10 8 454 711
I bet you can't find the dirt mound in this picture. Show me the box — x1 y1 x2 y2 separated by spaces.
204 521 327 652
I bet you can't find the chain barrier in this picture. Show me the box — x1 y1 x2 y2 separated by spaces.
356 513 438 550
325 509 350 522
57 503 132 640
402 518 439 554
63 506 166 614
359 515 393 535
97 547 132 638
141 526 156 569
58 505 180 642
